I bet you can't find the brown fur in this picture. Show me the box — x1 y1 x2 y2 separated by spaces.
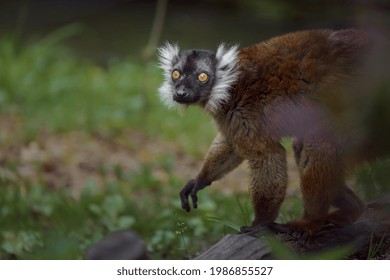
184 29 387 234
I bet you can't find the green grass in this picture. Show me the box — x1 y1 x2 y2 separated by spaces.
0 172 251 259
0 28 215 152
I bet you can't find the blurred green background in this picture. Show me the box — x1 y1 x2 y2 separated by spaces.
0 0 389 260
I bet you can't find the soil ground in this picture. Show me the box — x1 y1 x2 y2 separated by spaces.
0 116 301 197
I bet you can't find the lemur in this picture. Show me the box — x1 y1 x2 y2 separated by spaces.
157 29 388 234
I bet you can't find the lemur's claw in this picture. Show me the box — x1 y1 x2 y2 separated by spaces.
180 179 196 211
190 190 199 209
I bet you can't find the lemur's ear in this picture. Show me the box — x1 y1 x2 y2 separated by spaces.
216 44 239 71
157 42 180 72
205 44 239 114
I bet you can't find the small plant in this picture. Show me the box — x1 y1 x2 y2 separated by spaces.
174 213 189 259
367 232 387 260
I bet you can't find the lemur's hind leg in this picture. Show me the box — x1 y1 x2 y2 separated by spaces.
291 132 363 235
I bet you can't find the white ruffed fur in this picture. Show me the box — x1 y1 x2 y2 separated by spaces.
205 44 239 114
157 42 181 109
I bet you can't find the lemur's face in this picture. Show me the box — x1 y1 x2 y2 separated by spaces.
170 50 217 105
158 43 239 114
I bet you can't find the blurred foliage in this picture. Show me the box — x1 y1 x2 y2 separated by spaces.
0 156 254 259
0 169 304 259
0 26 215 153
2 0 389 61
355 159 390 201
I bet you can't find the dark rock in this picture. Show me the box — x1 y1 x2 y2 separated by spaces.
86 230 148 260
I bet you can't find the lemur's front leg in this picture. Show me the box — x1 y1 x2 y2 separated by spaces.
237 141 288 234
180 133 243 212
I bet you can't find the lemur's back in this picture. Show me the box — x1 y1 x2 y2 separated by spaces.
220 29 379 144
236 29 372 100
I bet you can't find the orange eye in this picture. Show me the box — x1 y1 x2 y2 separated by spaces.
172 70 181 80
198 73 208 83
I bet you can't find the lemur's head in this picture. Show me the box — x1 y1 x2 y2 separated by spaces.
157 43 239 114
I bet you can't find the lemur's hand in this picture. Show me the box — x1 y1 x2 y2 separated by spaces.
179 179 211 212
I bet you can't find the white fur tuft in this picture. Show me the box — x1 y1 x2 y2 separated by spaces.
157 42 181 109
157 42 180 73
206 43 240 114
